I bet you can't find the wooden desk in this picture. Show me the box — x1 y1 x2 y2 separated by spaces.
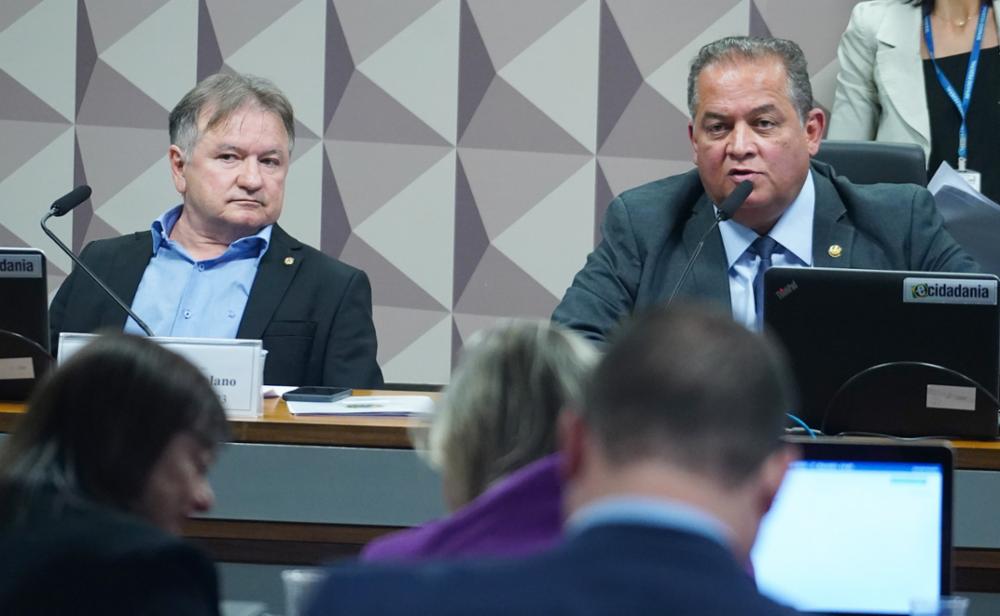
4 398 1000 594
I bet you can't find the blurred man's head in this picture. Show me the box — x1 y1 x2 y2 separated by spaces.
687 36 825 234
561 305 797 561
168 73 295 244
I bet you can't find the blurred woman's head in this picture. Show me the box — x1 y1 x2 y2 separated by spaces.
0 334 228 533
423 320 597 509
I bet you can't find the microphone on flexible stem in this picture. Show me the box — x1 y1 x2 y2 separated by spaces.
665 179 754 306
40 186 156 337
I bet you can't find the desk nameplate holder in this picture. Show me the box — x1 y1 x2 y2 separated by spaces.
58 333 263 418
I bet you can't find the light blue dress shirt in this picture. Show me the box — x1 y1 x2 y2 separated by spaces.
567 496 731 548
124 205 272 338
718 171 816 330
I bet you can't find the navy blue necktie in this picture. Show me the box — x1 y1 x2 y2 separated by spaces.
750 235 779 329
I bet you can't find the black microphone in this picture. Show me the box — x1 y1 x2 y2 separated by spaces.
665 180 753 305
40 186 156 338
49 185 92 216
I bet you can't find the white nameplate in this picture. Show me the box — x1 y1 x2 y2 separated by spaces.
902 277 997 305
0 357 34 380
926 384 976 411
58 333 264 418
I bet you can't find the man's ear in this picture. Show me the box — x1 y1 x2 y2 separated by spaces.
558 408 588 482
804 107 826 156
756 444 798 518
688 122 698 164
168 145 187 194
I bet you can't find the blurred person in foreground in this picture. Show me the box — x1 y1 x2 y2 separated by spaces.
0 334 228 615
362 319 597 561
306 305 800 615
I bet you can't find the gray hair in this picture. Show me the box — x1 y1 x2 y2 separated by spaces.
687 36 814 123
420 320 598 508
169 73 295 157
584 304 796 486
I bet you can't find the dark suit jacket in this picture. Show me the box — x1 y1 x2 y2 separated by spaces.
306 523 799 616
50 224 383 387
552 162 979 343
0 487 219 615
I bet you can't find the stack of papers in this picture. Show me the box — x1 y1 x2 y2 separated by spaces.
285 395 435 416
929 162 1000 276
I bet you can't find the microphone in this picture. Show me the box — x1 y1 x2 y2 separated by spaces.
50 185 92 216
665 180 753 305
40 186 156 338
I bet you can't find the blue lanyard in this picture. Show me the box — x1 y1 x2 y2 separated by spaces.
923 3 989 171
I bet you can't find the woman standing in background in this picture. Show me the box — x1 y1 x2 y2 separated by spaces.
830 0 1000 202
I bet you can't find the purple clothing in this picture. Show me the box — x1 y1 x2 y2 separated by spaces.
361 454 563 562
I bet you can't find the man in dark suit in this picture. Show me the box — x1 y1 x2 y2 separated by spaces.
553 36 977 342
305 305 800 615
50 73 382 387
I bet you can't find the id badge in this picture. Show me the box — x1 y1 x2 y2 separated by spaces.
957 169 982 193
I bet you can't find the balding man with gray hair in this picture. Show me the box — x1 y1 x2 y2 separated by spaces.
554 35 976 340
51 73 382 388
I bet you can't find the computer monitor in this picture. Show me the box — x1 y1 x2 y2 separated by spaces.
0 248 49 351
0 248 52 400
752 438 952 616
764 267 1000 438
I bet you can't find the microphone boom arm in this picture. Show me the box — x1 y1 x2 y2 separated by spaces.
40 210 155 338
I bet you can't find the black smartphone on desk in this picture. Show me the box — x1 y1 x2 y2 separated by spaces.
282 386 352 403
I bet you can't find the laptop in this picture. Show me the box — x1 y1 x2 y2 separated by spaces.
752 438 952 615
764 267 1000 438
0 248 52 400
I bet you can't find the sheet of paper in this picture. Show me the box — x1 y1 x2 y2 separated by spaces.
929 161 1000 276
262 385 297 399
286 395 435 416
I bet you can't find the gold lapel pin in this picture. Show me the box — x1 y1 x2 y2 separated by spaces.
828 244 843 258
284 256 295 266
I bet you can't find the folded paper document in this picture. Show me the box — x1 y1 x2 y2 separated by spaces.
286 395 434 416
930 161 1000 276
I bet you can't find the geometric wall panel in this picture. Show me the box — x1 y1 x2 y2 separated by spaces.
354 151 456 309
645 0 751 118
0 0 864 384
356 0 459 145
225 0 326 138
378 309 453 385
279 141 325 249
493 159 596 298
497 0 599 152
0 0 76 121
100 0 197 112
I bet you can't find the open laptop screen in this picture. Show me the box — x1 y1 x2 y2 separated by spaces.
751 440 951 616
763 267 1000 438
0 248 48 352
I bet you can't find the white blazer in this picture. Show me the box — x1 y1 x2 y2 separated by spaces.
828 0 1000 165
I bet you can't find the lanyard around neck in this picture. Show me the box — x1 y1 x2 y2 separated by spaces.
923 3 990 171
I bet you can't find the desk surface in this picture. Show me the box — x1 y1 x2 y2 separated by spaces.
3 394 999 464
0 389 430 449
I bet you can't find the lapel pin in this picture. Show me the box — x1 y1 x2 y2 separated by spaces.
828 244 843 258
284 256 295 266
